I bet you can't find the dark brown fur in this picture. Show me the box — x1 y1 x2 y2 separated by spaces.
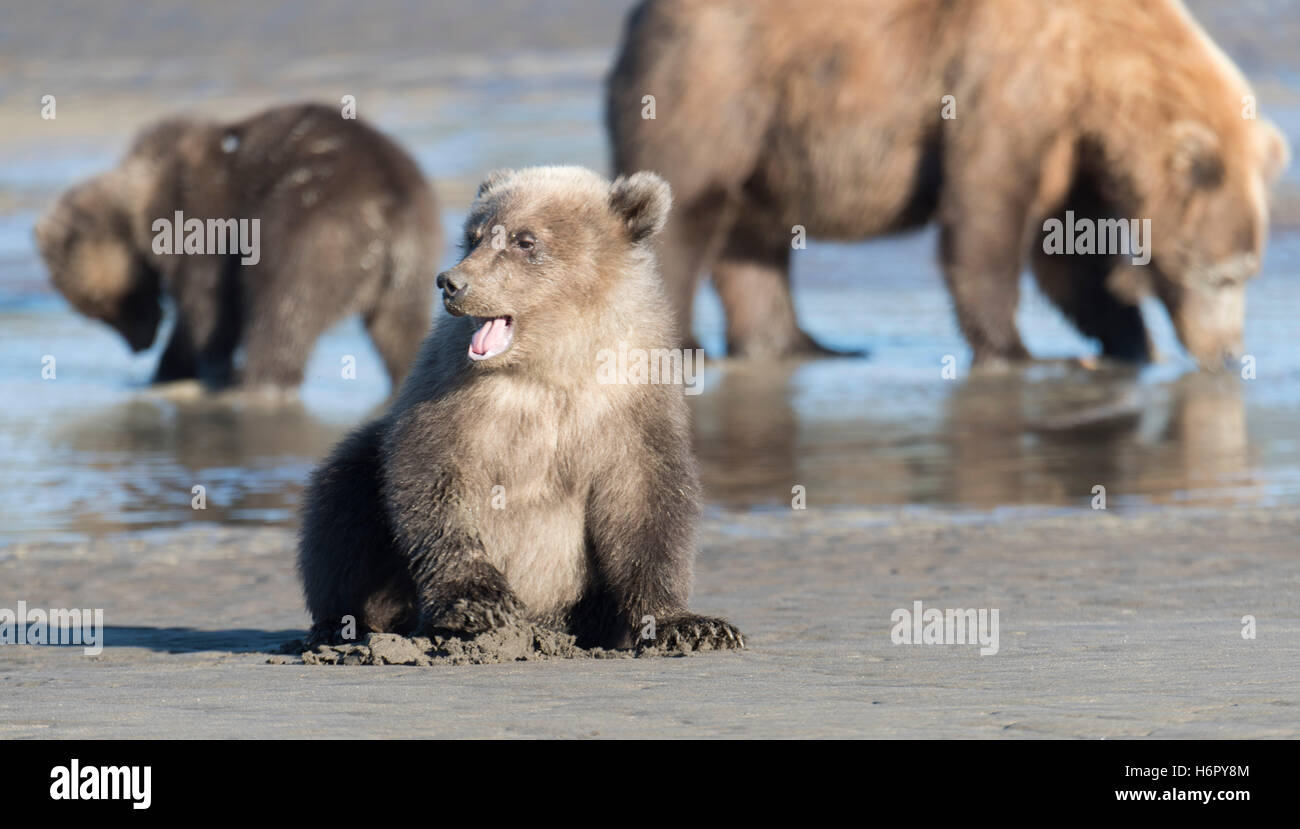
607 0 1290 368
298 166 743 651
35 102 440 389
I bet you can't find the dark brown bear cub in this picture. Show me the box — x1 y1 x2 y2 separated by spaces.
35 102 439 390
298 166 743 652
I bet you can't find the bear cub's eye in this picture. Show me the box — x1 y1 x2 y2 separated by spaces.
514 231 536 252
460 228 484 253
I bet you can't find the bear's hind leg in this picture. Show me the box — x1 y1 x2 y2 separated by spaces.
298 420 416 644
241 308 326 391
239 238 349 390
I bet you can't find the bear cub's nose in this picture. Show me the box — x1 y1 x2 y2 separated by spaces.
437 271 467 299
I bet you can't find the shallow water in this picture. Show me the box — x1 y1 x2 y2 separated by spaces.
2 0 1299 547
4 225 1299 546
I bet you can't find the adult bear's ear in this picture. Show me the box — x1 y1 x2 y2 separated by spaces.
33 208 59 252
477 168 516 198
1169 121 1225 189
1258 119 1291 183
609 171 672 243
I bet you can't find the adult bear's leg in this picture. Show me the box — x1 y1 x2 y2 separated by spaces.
711 217 852 358
937 219 1031 367
936 150 1037 368
655 191 734 352
1031 210 1153 363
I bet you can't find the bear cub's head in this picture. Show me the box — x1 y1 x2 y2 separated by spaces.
34 176 162 352
33 119 201 354
437 166 671 367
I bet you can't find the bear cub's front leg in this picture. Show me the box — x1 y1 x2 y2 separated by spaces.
417 558 523 638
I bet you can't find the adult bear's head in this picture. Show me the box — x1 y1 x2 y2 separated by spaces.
436 165 672 369
1139 114 1289 370
34 174 162 352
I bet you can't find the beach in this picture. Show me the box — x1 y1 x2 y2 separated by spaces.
2 504 1296 738
1 0 1299 739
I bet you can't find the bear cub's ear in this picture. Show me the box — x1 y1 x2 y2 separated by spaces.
477 168 517 198
609 171 672 243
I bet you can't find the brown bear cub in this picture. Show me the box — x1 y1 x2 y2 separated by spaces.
298 166 743 652
35 102 439 390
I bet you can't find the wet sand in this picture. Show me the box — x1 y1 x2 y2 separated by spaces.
2 506 1295 739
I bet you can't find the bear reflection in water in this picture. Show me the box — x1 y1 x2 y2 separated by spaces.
692 361 1253 510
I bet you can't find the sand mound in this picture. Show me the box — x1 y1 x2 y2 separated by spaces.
274 623 644 666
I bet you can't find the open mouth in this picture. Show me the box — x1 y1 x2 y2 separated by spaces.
468 316 514 361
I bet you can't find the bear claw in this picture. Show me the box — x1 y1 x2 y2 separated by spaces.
422 594 522 638
637 614 745 654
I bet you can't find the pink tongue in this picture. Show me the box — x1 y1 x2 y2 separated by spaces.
471 317 507 355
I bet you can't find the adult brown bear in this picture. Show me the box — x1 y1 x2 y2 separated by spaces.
35 103 440 390
607 0 1290 368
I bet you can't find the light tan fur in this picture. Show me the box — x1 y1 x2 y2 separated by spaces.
608 0 1291 367
300 166 741 651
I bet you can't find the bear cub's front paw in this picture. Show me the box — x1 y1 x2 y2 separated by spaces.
419 583 523 638
637 614 745 653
